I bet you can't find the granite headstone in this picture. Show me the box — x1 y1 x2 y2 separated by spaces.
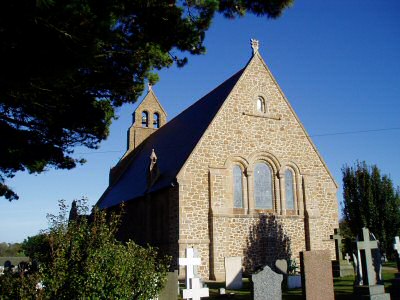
300 250 334 300
353 228 390 299
251 265 283 300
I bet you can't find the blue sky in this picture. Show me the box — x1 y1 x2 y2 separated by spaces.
1 0 400 243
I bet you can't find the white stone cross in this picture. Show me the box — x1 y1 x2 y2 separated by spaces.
393 236 400 255
357 227 379 286
179 248 201 288
182 278 209 300
344 253 351 264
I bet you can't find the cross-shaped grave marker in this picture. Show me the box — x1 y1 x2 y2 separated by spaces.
357 227 379 286
393 236 400 255
179 248 201 288
344 253 351 264
330 228 343 261
182 277 209 300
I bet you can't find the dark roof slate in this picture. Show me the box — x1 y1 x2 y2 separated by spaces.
98 68 244 209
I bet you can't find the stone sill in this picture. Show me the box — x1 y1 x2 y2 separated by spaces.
211 209 304 219
242 112 281 120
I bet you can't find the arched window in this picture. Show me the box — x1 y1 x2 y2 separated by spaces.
256 96 266 113
153 113 160 129
233 165 244 208
141 111 149 127
285 169 295 210
254 163 273 209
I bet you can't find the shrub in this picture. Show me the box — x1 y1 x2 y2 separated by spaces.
1 199 169 299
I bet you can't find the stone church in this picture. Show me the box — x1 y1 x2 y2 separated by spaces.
97 40 339 280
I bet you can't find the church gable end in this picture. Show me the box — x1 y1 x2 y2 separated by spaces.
177 41 338 280
97 40 339 282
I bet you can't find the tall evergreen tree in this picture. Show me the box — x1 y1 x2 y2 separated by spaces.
342 161 400 256
0 0 293 201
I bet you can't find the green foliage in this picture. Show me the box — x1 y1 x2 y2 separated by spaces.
0 0 293 201
0 268 43 300
1 199 169 299
342 161 400 256
21 234 51 264
287 258 299 275
338 219 354 257
0 242 24 257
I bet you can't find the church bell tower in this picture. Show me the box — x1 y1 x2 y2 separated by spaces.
125 84 167 157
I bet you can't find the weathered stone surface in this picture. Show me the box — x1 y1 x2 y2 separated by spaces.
178 49 338 280
252 265 283 300
158 271 178 300
224 257 243 289
300 250 334 300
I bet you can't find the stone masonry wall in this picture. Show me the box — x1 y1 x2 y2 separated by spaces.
177 53 338 280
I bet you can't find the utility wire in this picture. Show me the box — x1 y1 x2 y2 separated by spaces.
72 126 400 155
309 127 400 137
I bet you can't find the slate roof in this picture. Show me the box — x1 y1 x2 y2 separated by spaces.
98 67 245 209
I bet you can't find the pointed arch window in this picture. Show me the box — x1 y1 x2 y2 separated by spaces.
153 113 160 129
141 111 149 127
233 165 244 208
256 96 266 113
254 163 273 209
285 168 295 210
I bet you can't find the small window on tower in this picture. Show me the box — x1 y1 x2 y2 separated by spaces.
153 113 160 129
257 96 266 113
142 111 149 128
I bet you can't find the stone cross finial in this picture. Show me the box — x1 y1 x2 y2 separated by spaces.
251 39 259 54
148 82 152 91
179 248 201 289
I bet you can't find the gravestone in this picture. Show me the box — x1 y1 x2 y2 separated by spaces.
392 236 400 286
179 248 201 289
224 257 243 289
330 228 354 277
182 277 209 300
158 270 178 300
275 259 288 274
300 250 334 300
251 265 283 300
344 253 351 264
393 236 400 272
354 227 390 299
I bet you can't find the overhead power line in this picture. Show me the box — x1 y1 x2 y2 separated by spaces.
72 126 400 155
309 127 400 137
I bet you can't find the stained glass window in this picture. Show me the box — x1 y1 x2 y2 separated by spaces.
233 165 244 208
285 169 295 210
254 163 273 209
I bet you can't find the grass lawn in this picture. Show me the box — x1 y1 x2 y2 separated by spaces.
193 263 399 299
